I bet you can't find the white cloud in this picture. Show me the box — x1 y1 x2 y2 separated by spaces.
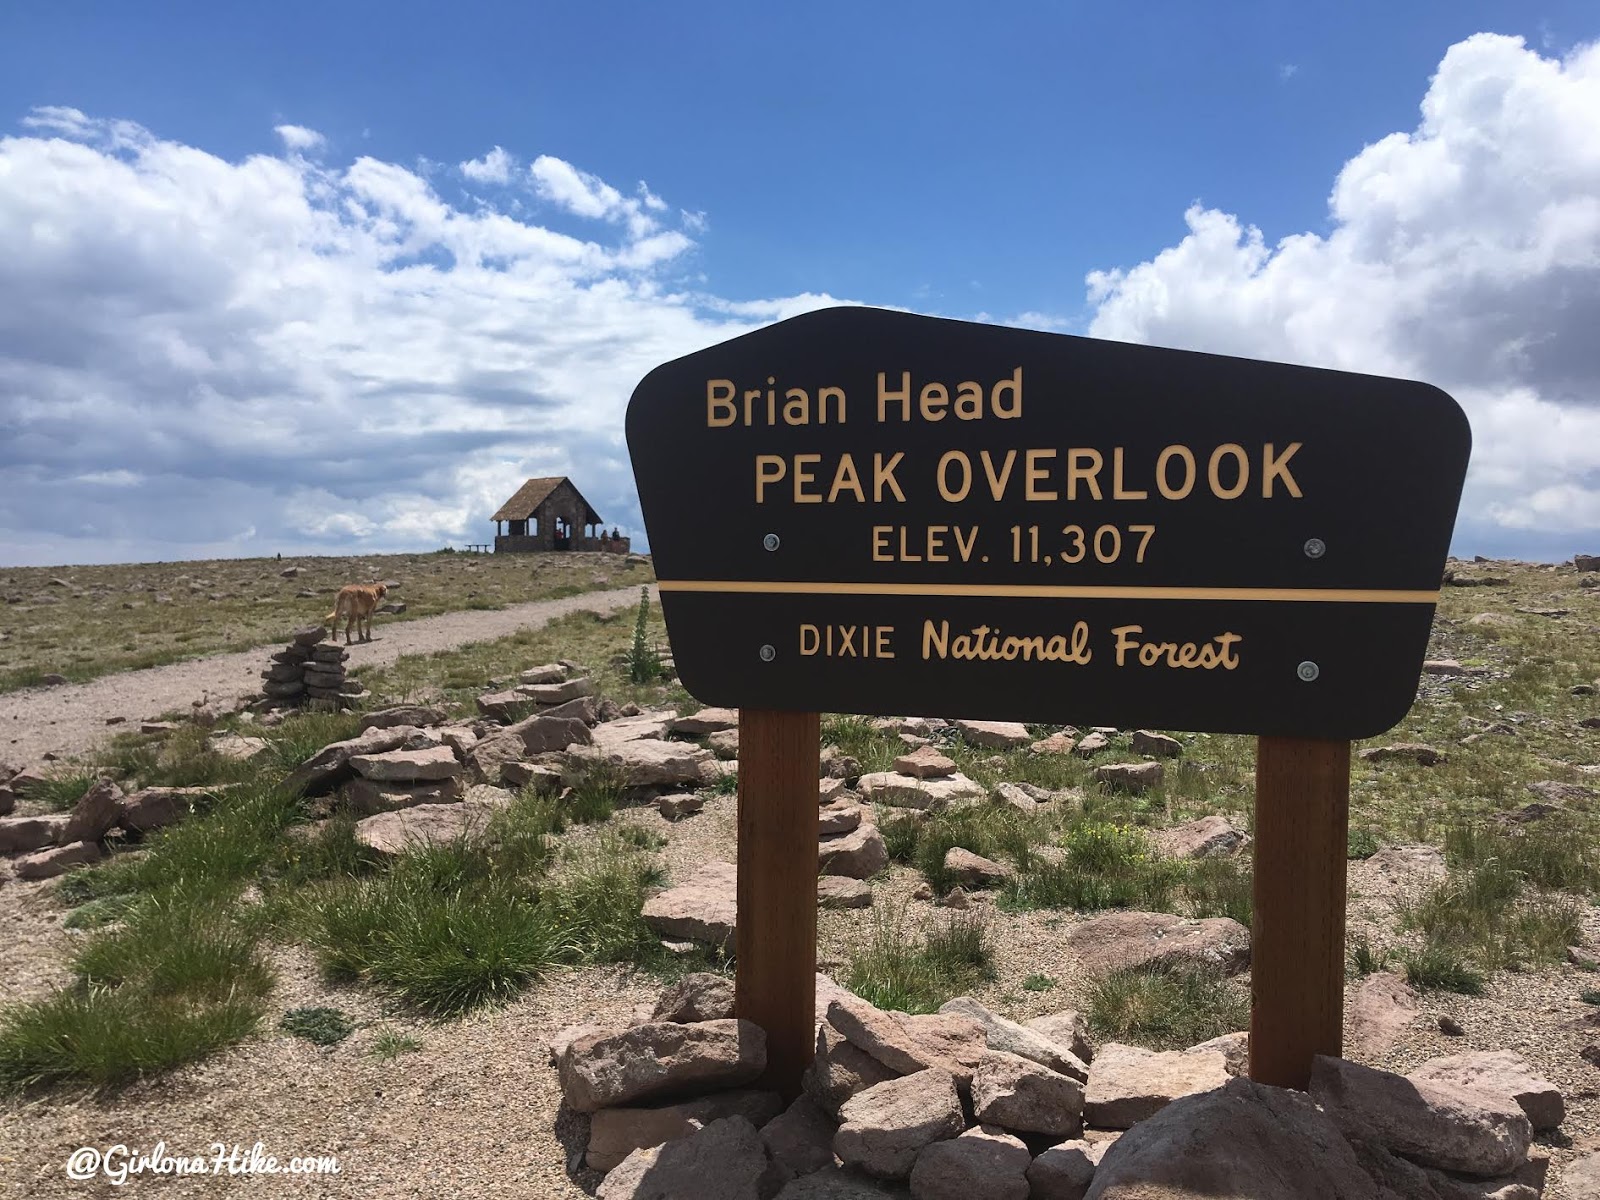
1278 63 1299 81
460 145 515 185
1086 33 1600 552
0 109 842 564
274 124 326 152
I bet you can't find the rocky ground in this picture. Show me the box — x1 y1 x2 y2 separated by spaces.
0 554 1596 1197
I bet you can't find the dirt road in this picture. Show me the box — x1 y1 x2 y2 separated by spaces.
0 585 655 766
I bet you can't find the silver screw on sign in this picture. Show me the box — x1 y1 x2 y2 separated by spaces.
759 644 776 662
762 533 781 552
1303 538 1327 559
1297 661 1321 682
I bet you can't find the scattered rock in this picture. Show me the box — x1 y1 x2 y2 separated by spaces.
1029 732 1079 756
940 997 1088 1080
642 861 738 946
1130 730 1183 757
285 725 437 796
971 1050 1085 1137
818 801 863 836
1084 1042 1231 1128
1066 911 1250 976
1151 815 1245 859
909 1124 1030 1200
567 738 714 787
352 794 510 856
894 746 957 779
1438 1016 1465 1037
666 706 739 735
14 840 103 880
596 1115 769 1200
60 778 124 843
1025 1139 1099 1200
990 782 1039 814
586 1091 781 1173
1024 1011 1094 1066
1359 743 1445 767
120 785 217 834
1073 732 1109 756
521 676 596 705
519 663 567 685
834 1068 965 1179
1528 780 1597 806
360 705 448 731
819 825 889 879
942 847 1011 888
1566 1152 1600 1199
209 733 270 761
1093 762 1164 793
1408 1049 1564 1132
1189 1031 1250 1077
818 877 874 909
1347 972 1420 1057
1308 1054 1531 1178
1363 845 1447 881
349 745 463 782
856 771 986 810
950 719 1031 750
803 1024 899 1118
344 777 463 815
762 1095 839 1185
658 793 705 820
826 995 986 1091
819 778 851 805
652 972 735 1023
560 1019 767 1113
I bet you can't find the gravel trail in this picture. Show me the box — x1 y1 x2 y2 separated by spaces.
0 585 655 766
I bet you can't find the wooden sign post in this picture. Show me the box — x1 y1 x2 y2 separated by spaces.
628 306 1470 1096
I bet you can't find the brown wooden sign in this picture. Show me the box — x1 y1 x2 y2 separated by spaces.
627 306 1470 740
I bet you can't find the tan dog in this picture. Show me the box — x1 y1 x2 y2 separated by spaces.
325 582 388 644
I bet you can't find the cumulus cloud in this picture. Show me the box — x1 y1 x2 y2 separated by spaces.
274 124 325 152
1086 33 1600 554
460 145 514 184
0 110 842 564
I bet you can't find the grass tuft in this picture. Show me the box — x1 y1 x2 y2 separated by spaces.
1399 944 1485 995
845 902 994 1014
280 1006 354 1046
1086 961 1250 1050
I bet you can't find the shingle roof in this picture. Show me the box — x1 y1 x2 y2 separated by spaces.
491 477 603 524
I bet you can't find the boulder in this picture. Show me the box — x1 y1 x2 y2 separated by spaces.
505 712 593 754
894 746 957 779
0 814 69 853
856 771 986 811
590 714 670 750
1073 732 1110 756
476 689 533 722
1030 732 1080 756
1067 911 1250 976
1025 1011 1094 1066
1151 815 1246 859
1527 780 1598 806
642 862 738 946
804 1023 900 1118
349 745 463 782
438 726 479 758
950 719 1031 749
61 778 123 843
500 761 561 792
834 1069 965 1179
14 840 103 880
468 732 530 785
519 663 567 685
909 1124 1030 1200
818 877 873 909
6 767 49 798
536 695 599 725
819 778 852 804
667 706 739 735
1083 1043 1232 1128
345 777 463 815
940 997 1088 1080
818 801 863 836
521 676 596 705
1346 972 1419 1058
762 1095 839 1184
208 733 270 761
819 825 889 879
972 1050 1085 1137
560 1019 767 1113
1358 744 1445 767
568 738 714 787
1308 1054 1532 1178
352 794 511 856
707 729 740 757
826 995 986 1091
1085 1075 1381 1199
1566 1152 1600 1200
548 1021 615 1067
361 705 447 731
119 785 217 834
1408 1050 1562 1132
1130 730 1183 758
773 1166 900 1199
0 786 12 817
1093 762 1164 793
1026 1140 1100 1200
653 972 736 1023
586 1090 783 1173
1189 1032 1250 1077
596 1116 769 1200
1362 845 1446 882
990 782 1041 814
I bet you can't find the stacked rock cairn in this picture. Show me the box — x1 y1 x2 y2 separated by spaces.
257 625 368 712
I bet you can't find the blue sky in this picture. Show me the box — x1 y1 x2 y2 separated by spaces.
1 3 1598 564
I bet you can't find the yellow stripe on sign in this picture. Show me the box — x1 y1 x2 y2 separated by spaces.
656 580 1441 604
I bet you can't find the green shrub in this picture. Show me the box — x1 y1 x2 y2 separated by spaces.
28 770 103 812
280 1006 354 1046
1086 961 1250 1050
1399 945 1484 995
1002 822 1183 913
846 903 994 1014
370 1029 422 1059
1022 973 1056 992
1185 857 1253 925
624 587 663 683
1347 936 1394 977
1347 827 1381 859
564 760 629 825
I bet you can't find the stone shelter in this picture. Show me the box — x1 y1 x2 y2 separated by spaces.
490 477 630 553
